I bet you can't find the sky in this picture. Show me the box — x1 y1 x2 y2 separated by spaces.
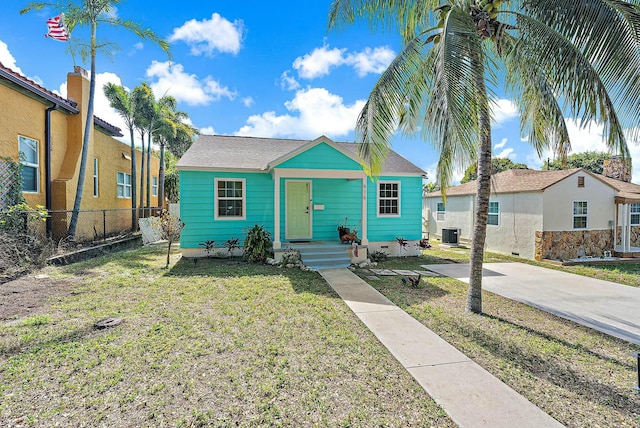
0 1 637 184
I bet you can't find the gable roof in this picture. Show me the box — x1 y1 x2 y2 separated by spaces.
426 167 640 198
177 134 426 175
0 61 122 137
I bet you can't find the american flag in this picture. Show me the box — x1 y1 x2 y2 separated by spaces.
45 14 70 41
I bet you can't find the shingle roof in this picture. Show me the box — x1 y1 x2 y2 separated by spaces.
0 61 122 137
177 134 426 175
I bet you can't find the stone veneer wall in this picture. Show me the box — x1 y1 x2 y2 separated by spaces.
614 226 640 246
602 157 631 182
534 230 614 261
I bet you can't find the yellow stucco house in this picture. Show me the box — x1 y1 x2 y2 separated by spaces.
0 63 159 240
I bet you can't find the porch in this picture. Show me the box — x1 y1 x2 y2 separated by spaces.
276 240 368 270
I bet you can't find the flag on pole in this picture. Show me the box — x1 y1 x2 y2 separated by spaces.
45 14 70 41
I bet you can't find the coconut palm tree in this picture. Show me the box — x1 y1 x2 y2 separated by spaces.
21 0 169 239
103 83 138 231
329 0 640 313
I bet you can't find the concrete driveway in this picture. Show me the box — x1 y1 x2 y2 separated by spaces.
422 262 640 346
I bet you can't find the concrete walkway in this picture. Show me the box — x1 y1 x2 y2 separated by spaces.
423 262 640 346
320 268 563 428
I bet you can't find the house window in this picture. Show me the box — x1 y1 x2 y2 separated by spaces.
18 135 39 193
631 204 640 226
152 176 158 197
215 179 245 219
117 172 132 198
573 201 588 229
93 158 99 197
488 201 500 226
578 176 585 187
436 202 445 221
378 181 400 216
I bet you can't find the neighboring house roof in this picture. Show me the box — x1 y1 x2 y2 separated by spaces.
0 61 122 137
177 134 426 175
426 167 640 199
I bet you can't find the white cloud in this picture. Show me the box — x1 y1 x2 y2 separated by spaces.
293 45 346 79
235 87 365 139
169 13 244 56
0 40 22 74
496 148 515 159
292 44 395 80
242 96 254 107
199 126 216 135
280 70 300 90
491 99 518 127
348 46 396 77
146 61 235 106
494 138 508 149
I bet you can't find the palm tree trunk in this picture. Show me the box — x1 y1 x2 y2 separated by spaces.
139 129 145 216
158 143 165 210
467 62 492 314
146 132 152 210
67 20 97 239
129 127 137 231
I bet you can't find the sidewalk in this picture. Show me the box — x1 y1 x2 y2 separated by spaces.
319 268 563 428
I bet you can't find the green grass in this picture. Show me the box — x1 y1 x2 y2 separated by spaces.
0 246 453 427
362 247 640 427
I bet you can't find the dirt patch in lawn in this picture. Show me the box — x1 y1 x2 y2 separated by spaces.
0 273 79 322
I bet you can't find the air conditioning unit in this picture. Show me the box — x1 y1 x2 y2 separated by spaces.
441 227 460 245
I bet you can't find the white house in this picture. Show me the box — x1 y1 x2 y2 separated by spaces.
423 160 640 261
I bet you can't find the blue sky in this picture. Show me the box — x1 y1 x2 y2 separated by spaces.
0 1 633 184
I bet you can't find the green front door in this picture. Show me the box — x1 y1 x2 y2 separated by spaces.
286 181 311 239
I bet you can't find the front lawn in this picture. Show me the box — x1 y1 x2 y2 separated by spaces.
0 246 452 427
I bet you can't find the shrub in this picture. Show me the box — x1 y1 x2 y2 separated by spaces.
243 224 272 262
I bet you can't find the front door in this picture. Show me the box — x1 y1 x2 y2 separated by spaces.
286 180 311 239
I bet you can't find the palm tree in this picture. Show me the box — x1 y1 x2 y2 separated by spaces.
103 83 138 231
329 0 640 313
21 0 169 239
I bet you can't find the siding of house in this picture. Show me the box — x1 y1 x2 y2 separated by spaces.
543 172 615 231
179 170 274 249
277 142 362 170
367 175 423 242
424 194 474 241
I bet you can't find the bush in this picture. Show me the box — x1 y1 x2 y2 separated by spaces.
369 250 388 263
243 224 272 262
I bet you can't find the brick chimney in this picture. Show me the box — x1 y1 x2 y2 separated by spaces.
602 155 631 182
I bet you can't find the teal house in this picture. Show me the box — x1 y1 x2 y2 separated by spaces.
176 135 425 268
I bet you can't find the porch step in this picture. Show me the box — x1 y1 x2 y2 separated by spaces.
294 243 352 270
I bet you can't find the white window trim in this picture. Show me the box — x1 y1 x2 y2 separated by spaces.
436 202 445 222
631 203 640 226
214 178 246 220
377 180 401 217
18 135 40 194
572 200 588 229
152 176 158 197
93 157 99 198
487 201 500 226
117 171 132 199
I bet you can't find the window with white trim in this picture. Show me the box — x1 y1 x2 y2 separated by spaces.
215 179 245 219
631 203 640 226
436 202 445 221
378 181 400 216
18 135 39 193
573 201 587 229
93 158 99 197
117 172 132 198
152 176 158 197
487 201 500 226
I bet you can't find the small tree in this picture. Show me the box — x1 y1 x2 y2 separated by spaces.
153 210 183 268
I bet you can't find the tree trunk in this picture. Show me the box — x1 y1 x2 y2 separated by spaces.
67 20 97 239
146 131 152 210
466 63 492 314
139 129 145 216
158 143 165 210
129 126 137 231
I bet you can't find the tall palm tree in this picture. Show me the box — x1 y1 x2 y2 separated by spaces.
329 0 640 313
21 0 169 239
131 85 149 214
103 83 138 231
